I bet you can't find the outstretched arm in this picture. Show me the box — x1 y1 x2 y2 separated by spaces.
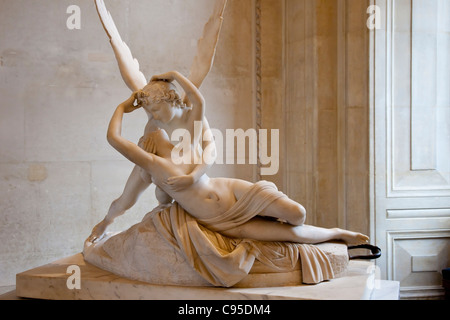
107 94 155 172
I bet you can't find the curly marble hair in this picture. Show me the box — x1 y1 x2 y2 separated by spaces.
136 80 185 109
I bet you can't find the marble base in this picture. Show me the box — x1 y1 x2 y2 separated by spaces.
16 254 400 300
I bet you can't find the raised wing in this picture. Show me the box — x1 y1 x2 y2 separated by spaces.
188 0 227 89
95 0 148 91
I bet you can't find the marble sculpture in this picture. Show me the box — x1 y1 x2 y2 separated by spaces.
84 0 371 288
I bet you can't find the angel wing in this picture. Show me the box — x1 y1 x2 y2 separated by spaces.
95 0 226 92
94 0 148 92
188 0 228 89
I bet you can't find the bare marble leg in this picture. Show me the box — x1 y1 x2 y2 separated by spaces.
222 217 369 246
88 165 151 242
259 197 307 226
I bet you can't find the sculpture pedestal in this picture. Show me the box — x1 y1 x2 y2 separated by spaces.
16 253 399 300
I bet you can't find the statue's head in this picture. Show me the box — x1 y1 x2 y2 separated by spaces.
137 80 184 109
137 80 185 123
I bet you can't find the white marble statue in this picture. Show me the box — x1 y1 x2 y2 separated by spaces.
88 0 227 242
84 0 371 288
83 76 368 287
103 73 369 246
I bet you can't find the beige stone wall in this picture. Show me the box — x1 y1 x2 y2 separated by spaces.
0 0 254 286
259 0 371 232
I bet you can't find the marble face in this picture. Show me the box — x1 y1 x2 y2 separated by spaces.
147 101 176 123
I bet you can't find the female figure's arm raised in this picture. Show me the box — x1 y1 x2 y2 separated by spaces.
151 71 205 147
107 93 156 172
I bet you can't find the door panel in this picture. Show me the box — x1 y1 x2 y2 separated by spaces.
373 0 450 299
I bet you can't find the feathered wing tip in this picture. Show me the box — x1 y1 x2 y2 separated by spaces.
94 0 148 92
94 0 227 93
188 0 228 89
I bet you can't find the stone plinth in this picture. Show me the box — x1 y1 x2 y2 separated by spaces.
15 254 398 300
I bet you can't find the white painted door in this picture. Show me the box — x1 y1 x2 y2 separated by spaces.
373 0 450 299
